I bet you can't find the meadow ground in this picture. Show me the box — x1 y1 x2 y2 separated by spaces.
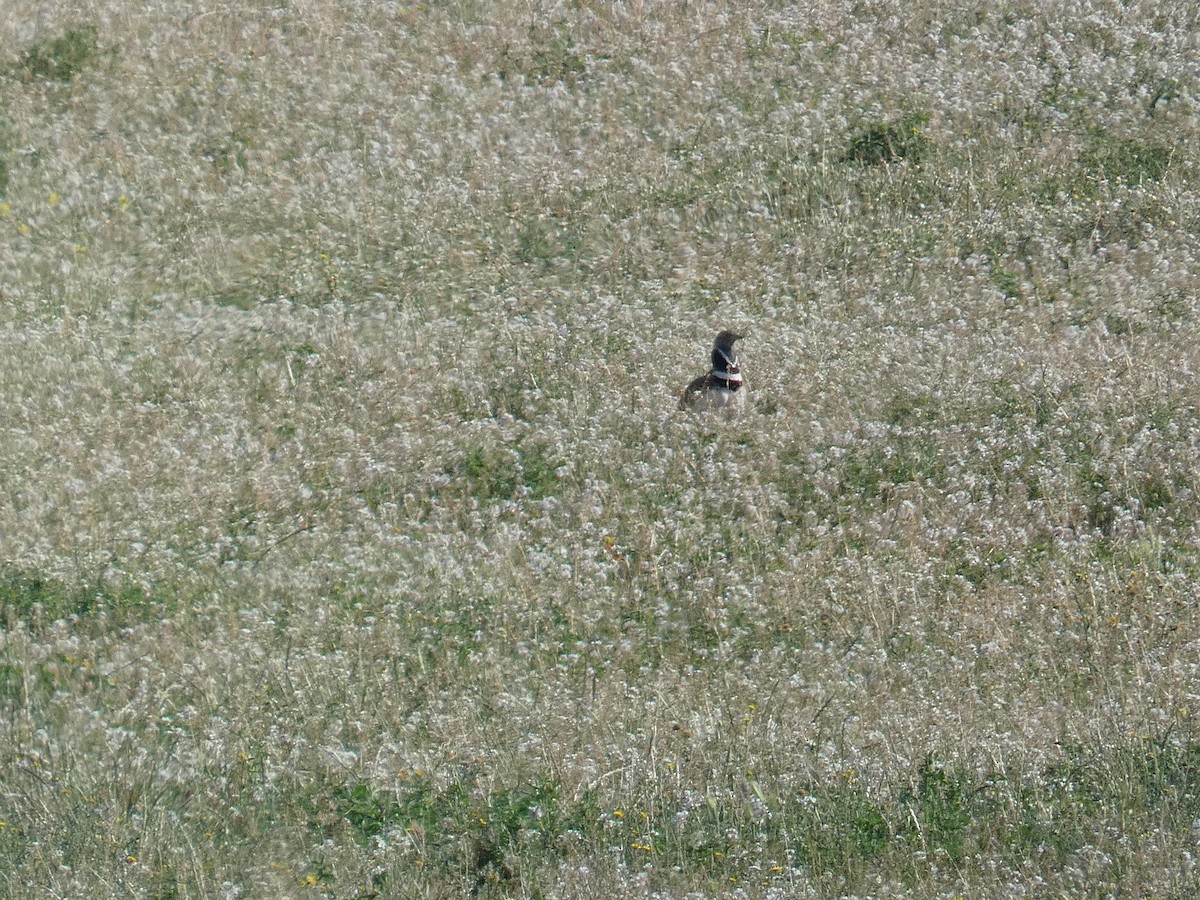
2 1 1200 896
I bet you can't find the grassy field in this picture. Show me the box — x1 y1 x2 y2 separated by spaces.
2 0 1200 896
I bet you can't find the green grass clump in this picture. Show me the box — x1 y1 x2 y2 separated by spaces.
0 565 166 627
18 24 101 82
843 113 932 166
1082 130 1172 187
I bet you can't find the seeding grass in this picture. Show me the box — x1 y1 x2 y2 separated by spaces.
3 1 1200 896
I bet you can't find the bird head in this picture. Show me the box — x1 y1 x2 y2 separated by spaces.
712 331 743 369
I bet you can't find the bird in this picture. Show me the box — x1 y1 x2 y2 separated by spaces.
679 330 745 412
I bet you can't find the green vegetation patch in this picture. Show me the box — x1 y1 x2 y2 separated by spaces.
0 564 167 627
843 113 932 166
499 26 587 85
839 432 946 500
281 742 1200 895
1082 130 1172 187
311 774 572 895
459 440 562 503
0 118 10 197
18 24 102 82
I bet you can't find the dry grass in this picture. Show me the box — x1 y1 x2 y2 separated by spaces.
2 0 1200 896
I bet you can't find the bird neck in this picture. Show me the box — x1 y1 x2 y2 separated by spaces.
710 365 743 391
712 345 738 371
711 344 741 390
